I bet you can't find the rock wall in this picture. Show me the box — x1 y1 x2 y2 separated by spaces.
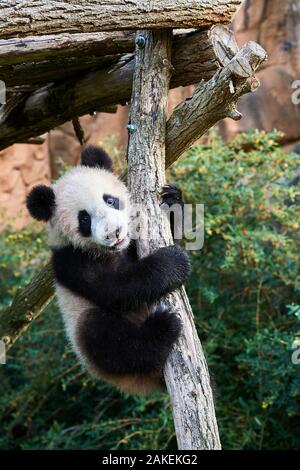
0 143 50 229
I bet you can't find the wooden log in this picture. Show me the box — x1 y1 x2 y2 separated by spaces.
0 0 244 38
0 32 133 65
0 29 220 150
0 31 133 86
0 29 217 87
0 55 122 87
127 30 221 450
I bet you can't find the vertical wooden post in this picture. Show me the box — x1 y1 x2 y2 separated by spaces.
127 30 221 450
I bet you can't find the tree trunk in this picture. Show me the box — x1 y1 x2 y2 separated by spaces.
127 30 221 450
0 0 243 38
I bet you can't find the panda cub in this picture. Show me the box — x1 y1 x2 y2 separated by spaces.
26 146 190 394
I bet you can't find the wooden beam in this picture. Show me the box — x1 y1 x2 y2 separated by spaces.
0 0 244 38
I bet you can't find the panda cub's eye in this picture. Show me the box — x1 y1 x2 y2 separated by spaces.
78 210 91 237
106 197 114 206
103 194 120 210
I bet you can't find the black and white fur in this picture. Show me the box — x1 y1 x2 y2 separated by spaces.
26 146 190 394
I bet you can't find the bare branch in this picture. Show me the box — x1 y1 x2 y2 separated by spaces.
0 30 214 87
72 117 85 146
0 262 54 352
0 32 133 65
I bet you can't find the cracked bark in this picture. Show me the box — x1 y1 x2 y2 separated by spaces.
0 0 243 38
166 34 267 165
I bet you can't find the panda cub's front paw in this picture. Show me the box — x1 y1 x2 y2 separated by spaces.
156 245 191 289
160 184 184 242
160 184 183 207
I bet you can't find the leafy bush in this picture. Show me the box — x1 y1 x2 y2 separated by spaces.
0 130 299 449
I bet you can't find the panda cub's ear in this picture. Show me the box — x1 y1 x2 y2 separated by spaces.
26 185 55 222
81 146 113 171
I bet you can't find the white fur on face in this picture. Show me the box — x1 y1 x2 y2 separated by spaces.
49 166 130 252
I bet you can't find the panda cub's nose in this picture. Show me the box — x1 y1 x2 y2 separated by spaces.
105 227 122 242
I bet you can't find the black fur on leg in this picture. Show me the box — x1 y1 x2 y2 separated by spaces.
76 307 182 375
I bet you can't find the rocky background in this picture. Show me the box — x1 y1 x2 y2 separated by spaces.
1 0 300 228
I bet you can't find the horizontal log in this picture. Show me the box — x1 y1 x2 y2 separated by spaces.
0 31 133 86
0 32 133 65
1 54 122 87
0 0 243 38
0 30 217 87
0 30 219 150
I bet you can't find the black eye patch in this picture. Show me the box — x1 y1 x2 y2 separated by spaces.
78 210 91 237
103 194 124 210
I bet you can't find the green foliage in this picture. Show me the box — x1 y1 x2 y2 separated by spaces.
0 224 48 307
0 130 299 449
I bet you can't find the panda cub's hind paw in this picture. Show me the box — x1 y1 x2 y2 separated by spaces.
160 184 183 207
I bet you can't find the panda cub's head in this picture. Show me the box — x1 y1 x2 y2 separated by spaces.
26 146 131 253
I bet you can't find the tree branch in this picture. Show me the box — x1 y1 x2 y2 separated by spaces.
166 36 267 166
0 30 135 87
0 0 243 38
0 262 54 352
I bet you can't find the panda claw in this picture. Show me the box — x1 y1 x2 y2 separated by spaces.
160 184 183 206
